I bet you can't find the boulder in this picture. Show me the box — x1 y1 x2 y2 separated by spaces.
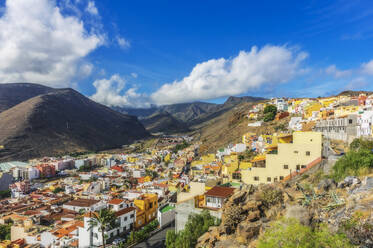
285 204 312 225
318 178 337 191
236 220 262 243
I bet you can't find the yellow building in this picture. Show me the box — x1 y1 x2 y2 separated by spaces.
134 193 158 228
304 102 322 119
242 132 322 185
334 106 359 117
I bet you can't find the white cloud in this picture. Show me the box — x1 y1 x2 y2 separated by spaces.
117 36 131 49
91 74 151 108
131 72 138 78
360 60 373 75
0 0 103 87
325 65 352 78
345 77 368 90
85 1 98 15
151 45 308 105
79 63 94 77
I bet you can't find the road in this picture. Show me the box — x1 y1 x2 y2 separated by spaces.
133 226 174 248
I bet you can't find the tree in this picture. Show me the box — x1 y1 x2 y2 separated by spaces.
263 105 277 122
88 209 117 248
0 224 11 240
52 187 64 194
258 218 353 248
166 210 220 248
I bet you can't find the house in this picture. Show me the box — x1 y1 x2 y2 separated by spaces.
134 193 158 228
242 132 322 185
36 164 56 178
204 186 235 209
288 117 303 131
78 205 136 248
157 204 175 228
63 199 105 213
314 114 358 142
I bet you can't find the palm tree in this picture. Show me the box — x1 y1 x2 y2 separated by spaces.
88 209 117 248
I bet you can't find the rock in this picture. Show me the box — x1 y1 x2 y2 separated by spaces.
318 178 337 191
350 176 373 194
236 221 262 243
344 176 361 186
285 204 312 225
232 191 247 204
246 210 261 222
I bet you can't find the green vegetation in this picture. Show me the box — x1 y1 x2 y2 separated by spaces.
125 220 159 246
52 187 64 194
0 224 11 240
263 105 277 122
166 210 220 248
331 138 373 181
88 209 117 248
258 218 353 248
172 141 190 153
0 189 11 199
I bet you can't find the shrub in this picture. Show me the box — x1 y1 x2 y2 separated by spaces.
263 105 277 122
259 186 283 208
258 218 353 248
166 210 220 248
331 148 373 181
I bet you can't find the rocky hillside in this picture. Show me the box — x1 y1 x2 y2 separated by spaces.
0 86 149 162
0 83 55 113
141 111 190 134
197 171 373 248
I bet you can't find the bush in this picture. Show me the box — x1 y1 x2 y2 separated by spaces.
258 218 353 248
0 190 10 199
331 148 373 181
263 105 277 122
0 224 11 240
53 187 64 194
166 210 220 248
259 186 283 208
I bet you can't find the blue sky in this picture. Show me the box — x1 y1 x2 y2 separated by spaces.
1 0 373 107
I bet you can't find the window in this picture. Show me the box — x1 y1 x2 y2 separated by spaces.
149 202 153 209
124 216 128 221
120 204 123 209
130 214 134 219
349 119 353 124
283 164 288 169
296 165 300 170
301 165 306 169
279 176 284 180
267 177 271 182
254 176 259 181
306 151 310 156
294 150 298 154
274 178 278 182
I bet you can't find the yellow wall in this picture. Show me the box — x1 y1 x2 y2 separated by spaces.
304 102 322 118
134 193 158 227
242 132 322 185
334 106 359 117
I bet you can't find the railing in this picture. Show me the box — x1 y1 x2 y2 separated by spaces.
282 157 322 182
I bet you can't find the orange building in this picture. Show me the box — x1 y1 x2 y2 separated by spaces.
134 193 158 228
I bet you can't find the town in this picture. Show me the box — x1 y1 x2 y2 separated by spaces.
0 93 372 248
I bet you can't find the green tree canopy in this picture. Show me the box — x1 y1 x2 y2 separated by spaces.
88 209 117 248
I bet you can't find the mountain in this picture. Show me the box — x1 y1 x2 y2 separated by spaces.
115 96 266 133
337 90 373 97
0 83 55 113
141 111 190 134
0 84 149 162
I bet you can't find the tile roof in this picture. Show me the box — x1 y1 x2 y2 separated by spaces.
64 199 100 207
205 186 235 198
108 198 124 205
115 206 136 217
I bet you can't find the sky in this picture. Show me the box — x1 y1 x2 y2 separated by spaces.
1 0 373 108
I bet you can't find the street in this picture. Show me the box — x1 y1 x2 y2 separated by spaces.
133 226 174 248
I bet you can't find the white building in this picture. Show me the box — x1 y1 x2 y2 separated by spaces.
288 117 303 131
357 110 373 137
158 204 175 228
78 201 136 248
63 199 106 213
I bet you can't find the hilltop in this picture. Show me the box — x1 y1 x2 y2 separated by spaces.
0 84 149 162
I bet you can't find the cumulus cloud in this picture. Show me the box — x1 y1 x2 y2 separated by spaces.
85 1 98 15
117 36 131 49
360 60 373 75
79 63 94 77
131 72 138 78
0 0 103 87
91 74 151 108
150 45 308 105
325 65 352 78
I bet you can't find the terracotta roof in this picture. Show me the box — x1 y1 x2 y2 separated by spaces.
64 199 100 207
115 206 136 217
108 198 124 205
205 186 235 198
